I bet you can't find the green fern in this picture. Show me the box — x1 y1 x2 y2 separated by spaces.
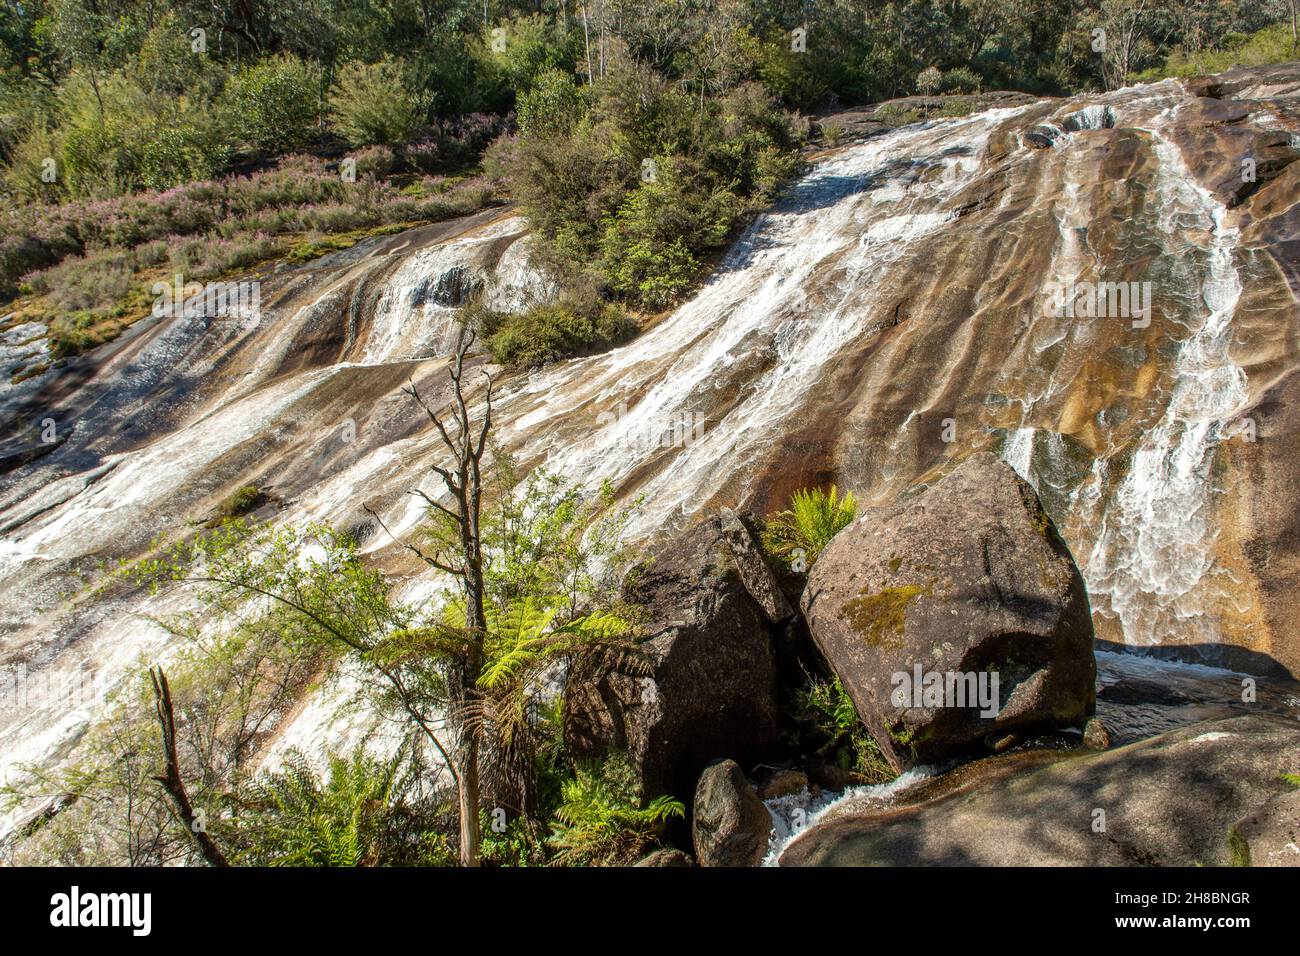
762 484 857 570
793 675 896 784
232 747 452 867
477 596 630 690
548 755 684 866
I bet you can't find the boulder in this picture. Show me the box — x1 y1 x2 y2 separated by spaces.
781 715 1300 866
718 507 794 623
693 759 772 867
800 452 1096 771
1083 717 1111 750
758 769 810 800
564 517 781 803
1231 789 1300 867
633 848 696 867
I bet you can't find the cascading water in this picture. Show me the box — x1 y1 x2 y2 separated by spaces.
1 77 1295 839
449 109 1026 543
1078 116 1249 647
363 216 538 363
992 87 1256 652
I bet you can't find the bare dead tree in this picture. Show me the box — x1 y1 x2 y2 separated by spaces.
149 667 229 868
391 326 493 867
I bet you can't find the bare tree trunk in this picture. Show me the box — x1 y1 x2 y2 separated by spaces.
454 700 481 866
149 668 229 867
403 327 493 867
581 2 594 83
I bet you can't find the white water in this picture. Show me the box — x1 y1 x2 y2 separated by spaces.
762 769 934 866
480 108 1029 542
0 85 1274 839
994 88 1252 649
363 216 538 363
1078 104 1248 646
266 107 1033 769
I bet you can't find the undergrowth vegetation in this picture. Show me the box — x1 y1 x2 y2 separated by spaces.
4 458 682 867
486 70 801 312
470 294 638 369
3 3 1293 365
1135 23 1300 81
792 674 899 784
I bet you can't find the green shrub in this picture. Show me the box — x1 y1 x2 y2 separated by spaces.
223 54 319 154
47 311 124 359
3 124 64 201
516 67 586 136
603 235 700 309
482 16 580 105
215 484 262 521
488 63 799 310
25 247 133 312
819 119 845 145
875 103 921 127
476 297 637 368
599 156 739 308
761 484 857 570
1134 25 1299 82
936 99 978 118
5 72 226 199
939 67 982 94
348 144 397 179
330 58 424 147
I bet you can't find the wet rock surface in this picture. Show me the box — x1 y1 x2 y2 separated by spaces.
5 64 1300 837
781 714 1300 866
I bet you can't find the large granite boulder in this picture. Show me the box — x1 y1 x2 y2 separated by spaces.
692 759 772 867
564 518 781 803
800 452 1096 771
781 714 1300 866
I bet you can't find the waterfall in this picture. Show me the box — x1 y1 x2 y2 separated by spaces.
1077 108 1248 647
473 108 1031 544
363 216 534 363
0 80 1286 836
